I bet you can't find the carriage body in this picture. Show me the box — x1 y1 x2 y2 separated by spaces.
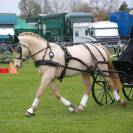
113 60 133 83
92 60 133 105
92 38 133 104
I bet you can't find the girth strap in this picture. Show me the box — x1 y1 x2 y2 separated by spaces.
35 60 59 68
35 59 93 73
59 45 71 82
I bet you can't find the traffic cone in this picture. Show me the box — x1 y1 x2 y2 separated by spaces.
0 67 9 74
9 62 17 74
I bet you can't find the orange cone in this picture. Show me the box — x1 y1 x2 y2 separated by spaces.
9 62 17 74
0 67 9 74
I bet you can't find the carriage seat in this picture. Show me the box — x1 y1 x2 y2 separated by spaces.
113 60 133 80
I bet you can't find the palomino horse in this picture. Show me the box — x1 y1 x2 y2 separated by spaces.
11 32 126 117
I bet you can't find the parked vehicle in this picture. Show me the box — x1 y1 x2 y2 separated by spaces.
36 13 93 42
109 11 133 40
73 21 119 45
0 13 16 63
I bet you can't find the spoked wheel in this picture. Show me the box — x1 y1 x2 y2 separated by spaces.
122 84 133 101
92 75 115 105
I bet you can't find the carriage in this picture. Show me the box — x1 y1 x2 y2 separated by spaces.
92 37 133 105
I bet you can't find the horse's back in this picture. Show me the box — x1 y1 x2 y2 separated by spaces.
67 43 108 64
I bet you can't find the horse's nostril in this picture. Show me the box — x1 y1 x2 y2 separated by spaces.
15 65 20 69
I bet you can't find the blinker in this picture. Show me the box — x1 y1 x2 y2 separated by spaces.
11 44 21 53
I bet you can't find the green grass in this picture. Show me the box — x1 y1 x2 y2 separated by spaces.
0 62 133 133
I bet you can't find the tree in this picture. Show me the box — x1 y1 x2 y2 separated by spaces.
69 0 81 12
69 0 120 21
119 1 128 11
19 0 42 19
39 0 52 14
50 0 69 14
90 0 120 21
69 0 92 13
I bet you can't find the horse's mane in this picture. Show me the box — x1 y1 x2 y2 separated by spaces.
19 32 45 41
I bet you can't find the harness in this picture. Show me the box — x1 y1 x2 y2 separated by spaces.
13 41 107 82
83 43 107 66
82 43 108 79
59 45 71 81
35 44 93 82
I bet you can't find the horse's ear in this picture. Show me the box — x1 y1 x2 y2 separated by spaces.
8 34 19 43
13 35 19 43
8 34 14 42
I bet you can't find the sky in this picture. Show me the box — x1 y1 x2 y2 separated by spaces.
0 0 132 15
0 0 21 15
125 0 133 7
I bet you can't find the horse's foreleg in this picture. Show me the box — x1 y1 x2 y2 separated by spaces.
25 69 54 117
78 73 91 112
50 80 77 112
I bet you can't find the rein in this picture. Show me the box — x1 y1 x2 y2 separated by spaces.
13 40 110 81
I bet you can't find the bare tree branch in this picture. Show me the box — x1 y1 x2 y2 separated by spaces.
19 0 42 18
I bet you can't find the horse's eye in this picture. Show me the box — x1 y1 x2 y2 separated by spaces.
16 46 21 53
12 45 21 53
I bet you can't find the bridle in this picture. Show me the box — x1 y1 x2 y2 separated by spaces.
12 41 54 63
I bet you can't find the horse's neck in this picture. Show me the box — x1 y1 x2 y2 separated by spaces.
27 38 58 51
27 38 47 52
26 38 59 60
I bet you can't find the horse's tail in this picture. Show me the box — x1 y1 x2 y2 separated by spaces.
101 45 123 90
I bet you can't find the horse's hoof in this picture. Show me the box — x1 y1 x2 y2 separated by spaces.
68 104 77 112
120 99 127 107
77 105 85 112
117 99 127 107
24 111 35 117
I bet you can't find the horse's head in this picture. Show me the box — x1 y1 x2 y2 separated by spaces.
10 35 30 68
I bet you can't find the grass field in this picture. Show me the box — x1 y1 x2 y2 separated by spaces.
0 62 133 133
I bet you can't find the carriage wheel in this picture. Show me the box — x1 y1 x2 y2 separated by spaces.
122 84 133 101
92 75 115 105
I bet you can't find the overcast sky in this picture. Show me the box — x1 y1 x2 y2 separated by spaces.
0 0 132 15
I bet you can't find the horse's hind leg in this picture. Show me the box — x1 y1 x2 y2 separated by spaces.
50 80 77 112
105 51 127 106
78 73 91 112
109 73 126 106
103 73 126 106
